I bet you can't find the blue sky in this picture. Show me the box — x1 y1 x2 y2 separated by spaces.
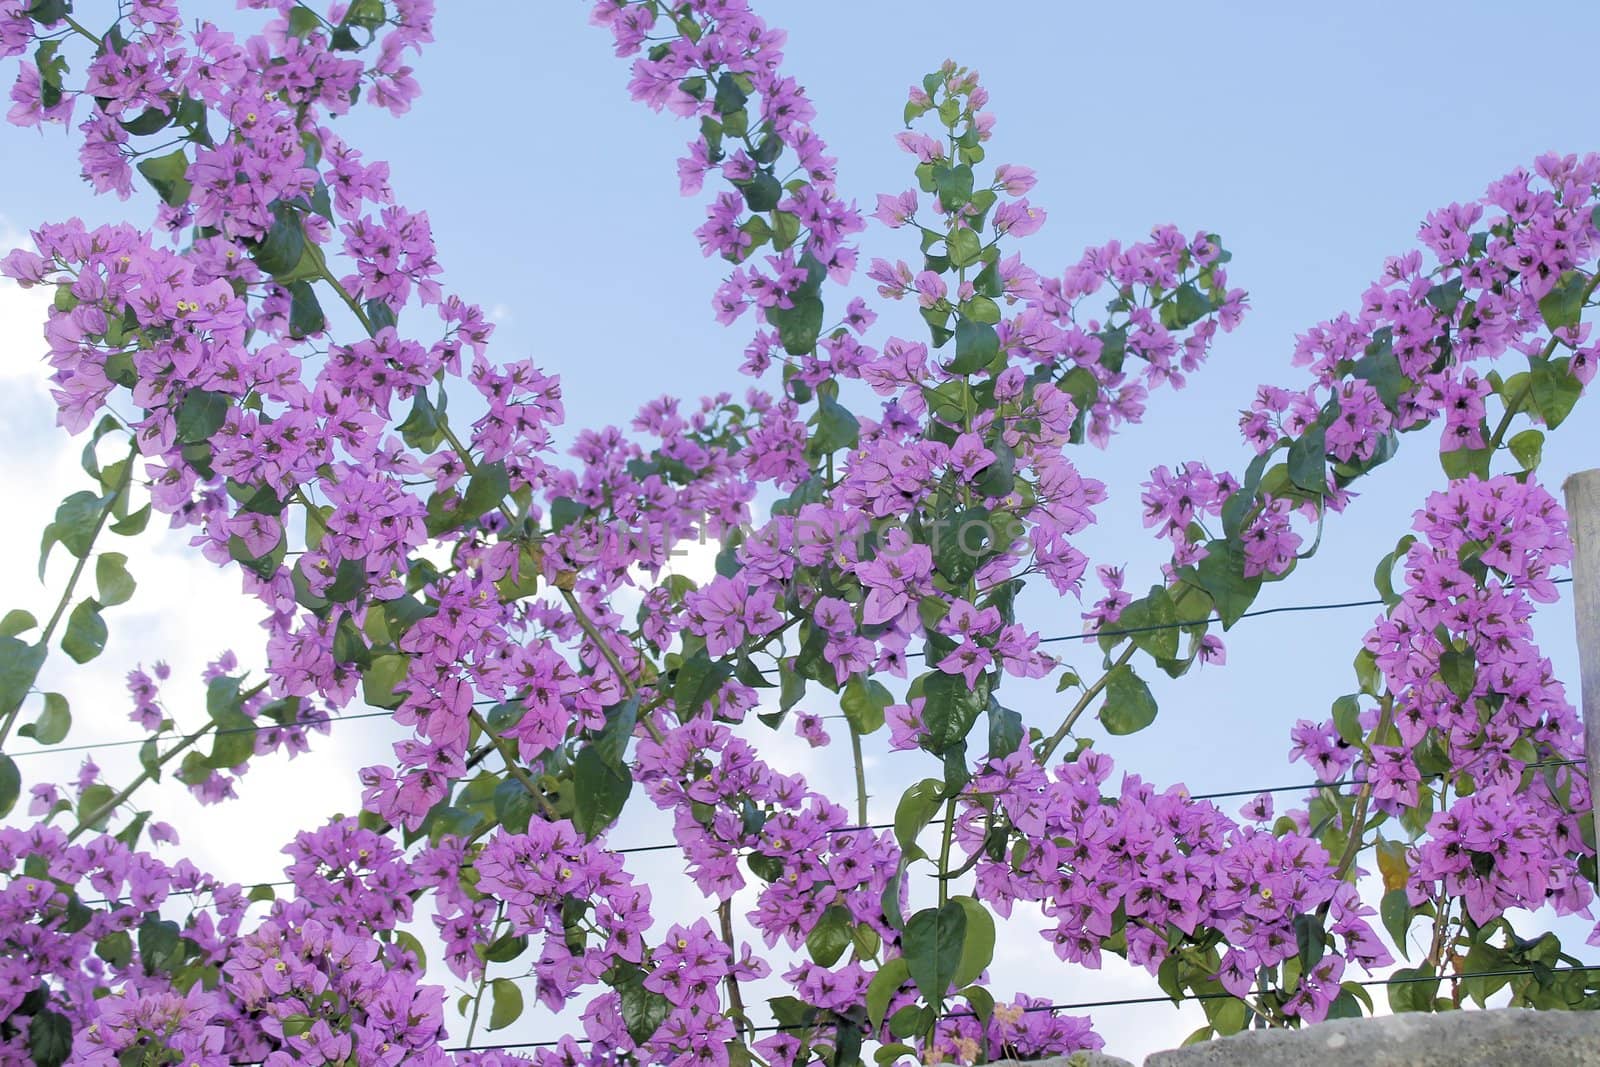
3 1 1600 1060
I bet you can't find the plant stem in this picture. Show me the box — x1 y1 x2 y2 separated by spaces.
0 443 138 750
936 796 957 908
559 588 664 744
1332 693 1394 881
1037 644 1133 764
464 905 506 1048
1486 268 1600 453
849 725 868 826
69 721 214 842
717 900 753 1040
468 708 555 817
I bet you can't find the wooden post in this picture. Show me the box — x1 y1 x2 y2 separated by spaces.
1564 469 1600 836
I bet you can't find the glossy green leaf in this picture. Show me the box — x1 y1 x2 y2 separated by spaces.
572 745 631 839
949 316 998 375
287 280 325 339
1099 663 1158 735
840 675 891 734
1287 425 1327 494
61 599 107 663
31 692 70 745
0 754 19 819
1187 539 1261 629
867 957 910 1029
95 552 136 607
1508 428 1543 470
136 149 190 206
28 1008 71 1067
903 901 967 1003
951 896 994 988
487 977 523 1031
806 905 853 967
767 290 824 355
893 778 944 859
1537 270 1587 330
361 653 409 710
0 637 46 722
461 460 510 519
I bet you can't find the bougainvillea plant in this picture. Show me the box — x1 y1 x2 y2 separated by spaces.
1 0 1597 1064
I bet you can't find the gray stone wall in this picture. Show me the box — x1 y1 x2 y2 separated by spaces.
990 1008 1600 1066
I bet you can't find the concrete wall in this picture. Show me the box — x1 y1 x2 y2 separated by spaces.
996 1008 1600 1066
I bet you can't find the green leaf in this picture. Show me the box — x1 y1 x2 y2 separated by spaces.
1537 269 1587 330
31 692 70 745
0 637 46 723
766 290 824 355
1387 965 1438 1013
932 163 974 213
738 171 782 213
1287 425 1327 495
593 696 640 766
136 149 190 206
811 393 860 454
254 203 307 277
806 905 853 967
1352 343 1409 410
919 671 986 753
1508 428 1543 471
0 610 36 638
549 495 585 532
903 901 967 1003
894 779 944 859
62 599 107 663
287 5 322 36
1158 283 1211 331
50 490 106 561
361 653 409 710
0 754 19 818
713 72 748 116
1186 539 1261 629
1294 912 1327 973
867 958 910 1029
1381 888 1413 958
287 280 326 339
948 228 981 268
461 461 510 519
1099 663 1158 735
1439 647 1476 700
485 932 528 964
488 977 524 1031
398 389 443 452
951 896 994 988
176 389 229 444
617 969 671 1044
1331 695 1363 746
949 316 999 375
986 699 1023 758
28 1007 72 1067
840 675 890 734
572 745 632 839
95 552 136 607
1530 355 1582 430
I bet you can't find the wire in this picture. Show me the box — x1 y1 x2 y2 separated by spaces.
441 963 1600 1051
1038 575 1575 647
11 574 1576 759
6 710 396 758
82 757 1587 908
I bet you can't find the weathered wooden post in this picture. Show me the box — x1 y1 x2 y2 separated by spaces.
1564 469 1600 838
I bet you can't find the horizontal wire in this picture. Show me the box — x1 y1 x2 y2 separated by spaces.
442 963 1600 1052
10 575 1575 760
80 757 1588 907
